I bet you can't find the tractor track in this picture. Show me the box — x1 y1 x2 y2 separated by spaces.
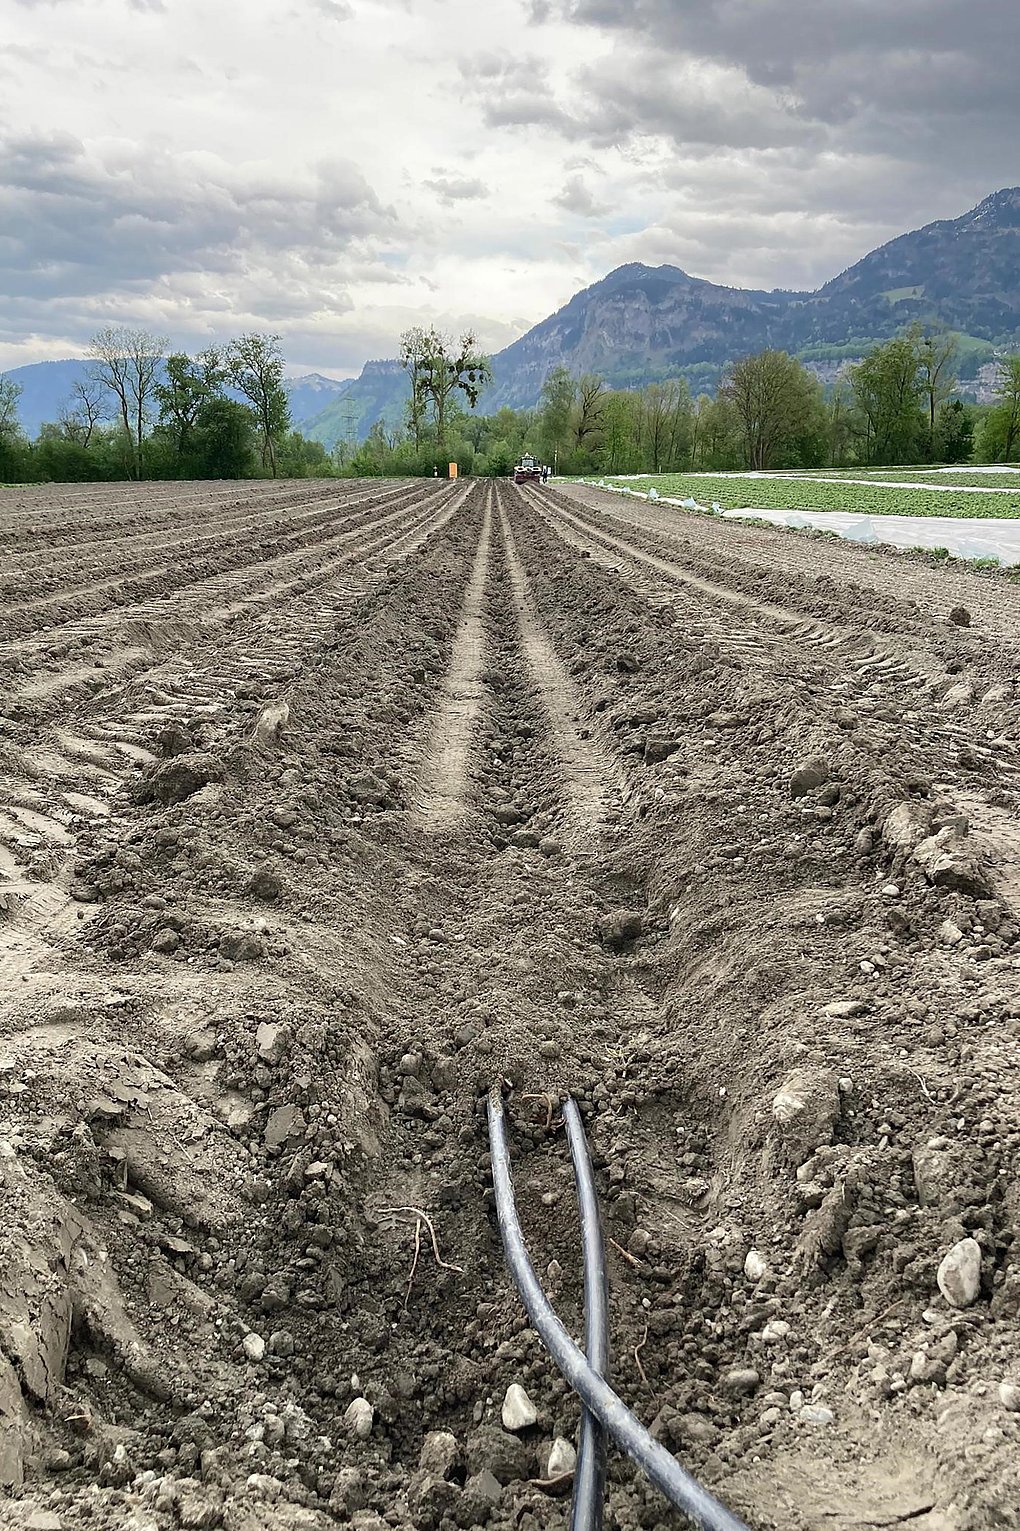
1 477 1019 1531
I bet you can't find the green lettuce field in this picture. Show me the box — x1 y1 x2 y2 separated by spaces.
601 474 1020 519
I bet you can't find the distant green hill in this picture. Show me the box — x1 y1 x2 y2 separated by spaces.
301 359 408 448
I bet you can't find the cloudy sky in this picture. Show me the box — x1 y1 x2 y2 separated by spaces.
2 0 1017 376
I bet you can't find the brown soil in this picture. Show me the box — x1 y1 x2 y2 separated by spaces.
2 476 1020 1531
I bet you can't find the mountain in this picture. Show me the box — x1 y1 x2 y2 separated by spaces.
3 360 94 438
487 264 799 407
1 361 350 438
281 372 351 426
301 359 408 448
5 189 1018 441
485 187 1020 407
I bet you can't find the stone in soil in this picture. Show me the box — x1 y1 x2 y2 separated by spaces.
502 1382 538 1431
937 1238 982 1308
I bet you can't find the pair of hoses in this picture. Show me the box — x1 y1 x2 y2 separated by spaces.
487 1086 750 1530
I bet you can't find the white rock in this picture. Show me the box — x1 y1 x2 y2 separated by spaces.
998 1383 1020 1412
344 1398 374 1440
242 1332 266 1362
937 1238 982 1308
761 1321 791 1343
881 884 900 898
256 1021 288 1064
501 1383 537 1432
772 1085 807 1126
799 1405 834 1425
744 1249 767 1281
547 1437 577 1477
419 1430 459 1476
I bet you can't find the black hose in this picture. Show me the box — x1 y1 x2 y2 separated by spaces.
487 1087 751 1531
562 1097 609 1531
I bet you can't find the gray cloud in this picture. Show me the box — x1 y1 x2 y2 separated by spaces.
0 129 406 371
553 175 608 217
534 0 1020 159
0 132 394 302
423 176 489 204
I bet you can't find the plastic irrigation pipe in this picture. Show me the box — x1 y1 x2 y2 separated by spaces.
562 1096 609 1531
487 1087 751 1531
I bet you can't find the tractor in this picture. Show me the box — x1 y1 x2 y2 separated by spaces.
513 453 545 485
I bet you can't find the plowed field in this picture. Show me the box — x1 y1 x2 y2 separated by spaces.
2 477 1020 1531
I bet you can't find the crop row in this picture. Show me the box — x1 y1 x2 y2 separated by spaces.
799 469 1020 490
603 474 1020 519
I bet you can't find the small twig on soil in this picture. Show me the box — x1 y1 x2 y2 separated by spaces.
915 1073 935 1103
828 1297 910 1363
608 1236 643 1270
405 1216 423 1310
634 1323 656 1400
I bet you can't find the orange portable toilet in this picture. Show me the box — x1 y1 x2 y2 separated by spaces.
448 462 458 480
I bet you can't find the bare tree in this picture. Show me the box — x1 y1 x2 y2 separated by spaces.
398 326 431 453
0 376 22 439
88 327 167 476
574 374 606 455
59 376 107 446
914 325 959 441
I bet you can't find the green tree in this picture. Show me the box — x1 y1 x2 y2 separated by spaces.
0 376 28 480
277 431 329 478
34 432 92 482
722 350 824 470
826 382 855 467
0 375 22 441
402 328 491 453
227 333 290 476
640 379 693 472
537 366 576 469
933 399 973 464
849 336 927 464
190 398 256 478
88 326 168 478
155 349 226 466
975 357 1020 463
600 391 642 473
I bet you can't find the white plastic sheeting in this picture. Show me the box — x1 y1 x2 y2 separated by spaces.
724 509 1020 566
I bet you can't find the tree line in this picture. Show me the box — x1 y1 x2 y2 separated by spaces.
0 327 329 484
517 329 1019 479
345 323 1020 479
2 320 1018 485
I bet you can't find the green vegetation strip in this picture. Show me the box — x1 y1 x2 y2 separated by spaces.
605 475 1020 519
799 470 1020 490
